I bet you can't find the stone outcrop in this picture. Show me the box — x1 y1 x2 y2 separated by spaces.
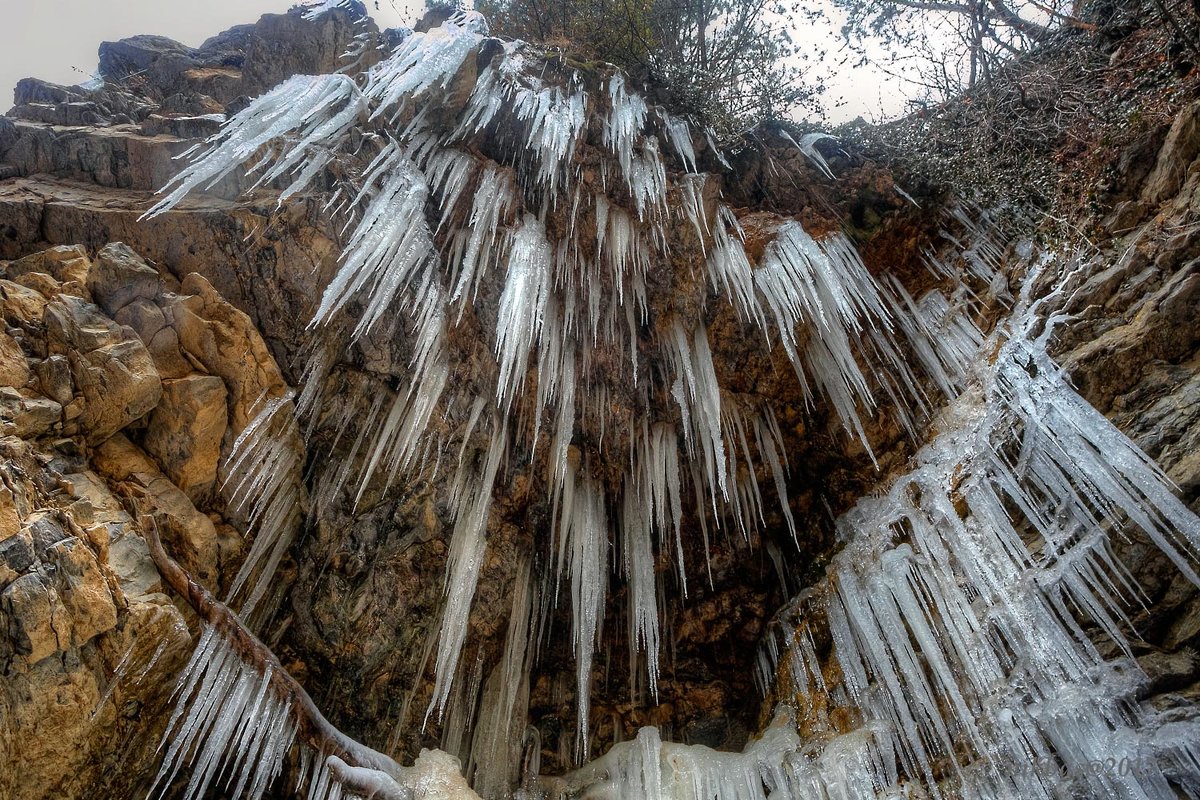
0 234 300 799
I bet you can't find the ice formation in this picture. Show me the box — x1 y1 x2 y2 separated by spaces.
141 10 1200 800
549 250 1200 800
221 393 304 619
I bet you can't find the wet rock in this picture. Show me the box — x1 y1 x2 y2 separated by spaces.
1167 597 1200 650
142 374 228 503
1138 648 1199 695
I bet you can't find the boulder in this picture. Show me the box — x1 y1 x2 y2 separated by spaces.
6 245 92 298
0 388 62 439
171 272 288 431
97 35 200 98
142 375 228 503
0 484 19 544
34 354 73 405
0 116 17 157
0 279 49 324
88 242 161 315
70 340 162 443
92 434 221 585
44 295 162 443
0 529 35 581
44 295 124 353
1 572 68 665
0 329 30 388
46 537 118 646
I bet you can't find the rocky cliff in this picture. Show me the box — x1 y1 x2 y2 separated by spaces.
0 2 1198 799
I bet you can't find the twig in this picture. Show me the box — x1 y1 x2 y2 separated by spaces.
142 515 403 778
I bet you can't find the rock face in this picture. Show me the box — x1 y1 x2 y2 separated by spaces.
0 4 1198 800
0 235 300 799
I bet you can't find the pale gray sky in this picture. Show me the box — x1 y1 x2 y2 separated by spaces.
0 0 910 124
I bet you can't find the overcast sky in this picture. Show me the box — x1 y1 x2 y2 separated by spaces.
0 0 911 124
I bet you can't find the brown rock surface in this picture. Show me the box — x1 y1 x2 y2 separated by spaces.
0 232 295 797
88 242 161 315
0 330 30 388
142 374 228 503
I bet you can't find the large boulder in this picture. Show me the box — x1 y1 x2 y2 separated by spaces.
88 242 161 315
142 374 228 503
44 295 162 443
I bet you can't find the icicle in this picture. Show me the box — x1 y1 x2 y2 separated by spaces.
761 249 1200 800
754 222 896 452
659 111 698 173
708 206 763 326
628 139 668 219
512 83 588 195
448 165 516 306
679 173 712 254
223 393 303 618
427 421 508 722
150 625 298 800
604 74 649 186
622 480 661 699
663 321 728 505
355 279 450 500
793 131 837 180
367 13 486 121
310 143 440 338
468 558 537 797
495 214 553 410
145 74 365 218
558 463 610 765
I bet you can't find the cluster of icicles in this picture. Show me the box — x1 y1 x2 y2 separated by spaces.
139 6 1200 800
595 257 1200 800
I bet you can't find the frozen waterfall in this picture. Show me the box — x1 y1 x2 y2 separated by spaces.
137 7 1200 800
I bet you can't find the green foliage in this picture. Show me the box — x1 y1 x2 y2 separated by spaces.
475 0 826 133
